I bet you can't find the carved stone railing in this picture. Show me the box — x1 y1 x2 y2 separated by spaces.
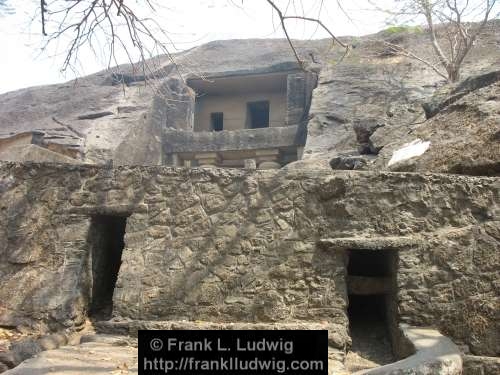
163 124 305 154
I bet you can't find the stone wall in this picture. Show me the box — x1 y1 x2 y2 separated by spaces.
193 91 287 131
398 224 500 356
0 162 498 355
0 163 349 345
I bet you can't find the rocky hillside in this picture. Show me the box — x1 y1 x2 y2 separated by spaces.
0 39 326 165
300 20 500 175
377 73 500 175
0 21 499 174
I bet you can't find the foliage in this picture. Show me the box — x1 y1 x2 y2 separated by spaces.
383 25 424 34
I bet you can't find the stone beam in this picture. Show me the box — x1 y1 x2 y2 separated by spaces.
318 236 419 251
163 125 303 154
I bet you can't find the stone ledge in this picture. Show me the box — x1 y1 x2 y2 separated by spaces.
65 204 148 215
318 236 419 251
353 325 462 375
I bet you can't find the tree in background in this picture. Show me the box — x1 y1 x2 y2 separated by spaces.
377 0 498 82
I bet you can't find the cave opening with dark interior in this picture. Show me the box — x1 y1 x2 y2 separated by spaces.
346 249 397 365
88 215 128 320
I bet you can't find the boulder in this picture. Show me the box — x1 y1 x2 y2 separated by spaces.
376 74 500 176
423 70 500 118
329 155 370 170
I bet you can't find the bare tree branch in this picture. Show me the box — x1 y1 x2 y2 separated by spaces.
379 39 449 80
265 0 350 69
374 0 498 82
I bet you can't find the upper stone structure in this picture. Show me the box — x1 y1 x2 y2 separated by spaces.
0 22 499 174
0 39 325 168
162 69 316 169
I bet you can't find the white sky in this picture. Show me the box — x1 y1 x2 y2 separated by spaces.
8 0 494 94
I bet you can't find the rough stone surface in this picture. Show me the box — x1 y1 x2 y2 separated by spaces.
163 125 303 154
397 224 500 356
329 155 372 171
462 355 500 375
2 339 138 375
0 162 498 361
302 21 500 174
319 236 419 251
422 70 500 119
376 80 500 175
0 145 81 164
353 325 463 375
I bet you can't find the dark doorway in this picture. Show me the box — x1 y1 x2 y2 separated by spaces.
346 250 396 370
247 101 270 129
348 250 392 277
88 215 127 319
211 112 224 131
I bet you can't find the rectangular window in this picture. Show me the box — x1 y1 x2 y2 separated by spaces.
211 112 224 131
247 101 270 129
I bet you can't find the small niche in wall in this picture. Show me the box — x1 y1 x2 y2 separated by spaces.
88 214 128 320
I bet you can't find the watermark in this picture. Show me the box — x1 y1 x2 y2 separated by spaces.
150 338 164 351
139 330 328 375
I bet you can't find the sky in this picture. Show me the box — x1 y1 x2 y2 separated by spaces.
15 0 494 94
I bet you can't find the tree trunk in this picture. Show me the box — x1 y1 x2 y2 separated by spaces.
447 64 461 83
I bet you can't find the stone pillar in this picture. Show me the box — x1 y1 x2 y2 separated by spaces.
297 146 304 160
244 159 257 170
256 149 281 169
194 152 220 167
286 73 306 125
171 153 180 167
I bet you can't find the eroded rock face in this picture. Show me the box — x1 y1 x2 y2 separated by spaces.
398 224 500 356
422 70 500 119
377 80 500 175
302 21 500 175
0 39 326 166
1 21 499 174
0 162 498 357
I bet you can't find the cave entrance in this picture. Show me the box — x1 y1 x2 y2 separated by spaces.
346 249 396 367
88 215 127 320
